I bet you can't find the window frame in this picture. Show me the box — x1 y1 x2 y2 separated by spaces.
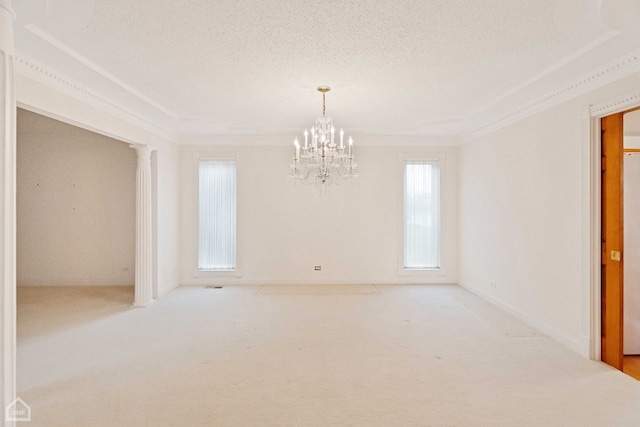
398 152 447 277
192 152 242 278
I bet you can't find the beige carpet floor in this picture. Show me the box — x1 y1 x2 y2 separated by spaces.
16 284 640 427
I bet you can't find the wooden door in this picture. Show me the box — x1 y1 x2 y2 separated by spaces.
601 112 624 370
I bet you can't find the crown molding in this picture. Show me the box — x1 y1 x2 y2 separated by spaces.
17 102 144 147
590 89 640 117
461 48 640 144
179 133 459 147
14 53 179 143
479 30 619 113
24 24 180 120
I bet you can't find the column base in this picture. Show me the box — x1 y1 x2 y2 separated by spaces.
131 299 156 309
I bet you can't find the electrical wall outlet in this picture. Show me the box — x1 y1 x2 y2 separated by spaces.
314 266 322 271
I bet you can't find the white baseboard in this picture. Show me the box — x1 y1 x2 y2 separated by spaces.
460 284 589 358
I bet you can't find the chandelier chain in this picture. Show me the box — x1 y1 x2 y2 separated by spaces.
322 92 326 117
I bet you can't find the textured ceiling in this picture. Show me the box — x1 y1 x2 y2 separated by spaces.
12 0 640 141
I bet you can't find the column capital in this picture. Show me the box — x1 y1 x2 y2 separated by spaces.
129 143 156 155
130 144 155 171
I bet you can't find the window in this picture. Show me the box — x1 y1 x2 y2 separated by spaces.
404 161 441 269
198 159 236 270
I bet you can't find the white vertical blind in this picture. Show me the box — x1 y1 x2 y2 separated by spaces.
198 159 236 270
404 161 441 269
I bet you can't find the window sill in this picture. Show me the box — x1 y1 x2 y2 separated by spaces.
193 269 242 278
398 268 445 277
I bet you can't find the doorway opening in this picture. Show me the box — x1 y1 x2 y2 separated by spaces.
601 106 640 380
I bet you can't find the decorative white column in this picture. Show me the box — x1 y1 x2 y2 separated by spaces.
130 144 155 307
0 0 16 424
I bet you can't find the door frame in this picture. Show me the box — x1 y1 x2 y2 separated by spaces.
586 90 640 361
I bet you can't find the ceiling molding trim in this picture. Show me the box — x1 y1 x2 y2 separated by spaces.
179 134 459 147
480 30 619 111
461 48 640 144
589 89 640 117
24 24 180 120
15 53 178 143
17 102 143 147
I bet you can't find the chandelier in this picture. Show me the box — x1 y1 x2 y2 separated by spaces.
289 86 358 191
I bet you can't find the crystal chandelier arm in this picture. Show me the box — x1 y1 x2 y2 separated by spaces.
290 163 317 181
331 159 356 180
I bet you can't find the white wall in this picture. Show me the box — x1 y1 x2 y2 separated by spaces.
180 141 458 286
458 73 640 356
155 137 181 296
625 136 640 148
17 109 136 286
